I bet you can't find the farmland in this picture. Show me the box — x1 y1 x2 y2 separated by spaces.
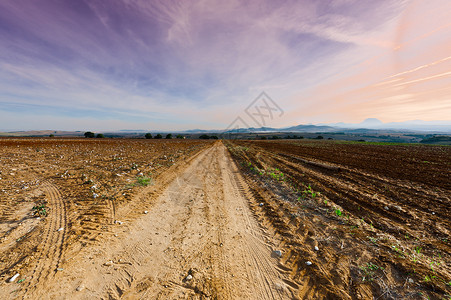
0 138 450 299
226 139 451 299
0 138 211 298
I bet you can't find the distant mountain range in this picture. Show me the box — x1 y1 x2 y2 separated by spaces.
1 119 450 136
321 118 451 132
222 118 451 133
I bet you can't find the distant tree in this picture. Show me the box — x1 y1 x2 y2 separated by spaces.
84 131 95 138
49 134 55 138
165 134 172 139
145 133 152 139
96 133 104 138
271 135 279 140
316 135 324 140
176 134 184 139
155 134 163 139
260 136 267 140
420 136 451 144
210 136 218 139
199 134 210 139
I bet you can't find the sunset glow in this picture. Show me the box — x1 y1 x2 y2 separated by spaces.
0 0 450 130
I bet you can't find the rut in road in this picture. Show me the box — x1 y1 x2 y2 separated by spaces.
23 180 67 298
39 141 296 299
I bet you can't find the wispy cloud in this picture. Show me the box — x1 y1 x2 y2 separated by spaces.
0 0 449 130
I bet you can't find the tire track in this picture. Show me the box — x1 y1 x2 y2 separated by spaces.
24 142 296 299
22 180 67 296
219 145 295 299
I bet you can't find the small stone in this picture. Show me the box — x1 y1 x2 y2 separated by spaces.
104 260 113 266
9 273 20 283
305 261 312 266
272 250 282 258
408 278 414 283
76 285 85 291
57 227 64 232
185 274 193 281
57 268 64 271
144 211 148 214
432 212 435 215
384 206 389 210
259 203 264 207
314 246 319 251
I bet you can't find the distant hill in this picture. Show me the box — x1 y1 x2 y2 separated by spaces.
324 118 451 132
420 136 451 145
282 124 338 132
0 130 83 137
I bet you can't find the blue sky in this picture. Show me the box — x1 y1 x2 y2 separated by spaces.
1 0 450 131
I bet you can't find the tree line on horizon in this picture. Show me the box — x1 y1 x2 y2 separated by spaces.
83 132 184 139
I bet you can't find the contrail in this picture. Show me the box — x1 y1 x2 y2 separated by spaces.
393 71 451 87
386 56 451 79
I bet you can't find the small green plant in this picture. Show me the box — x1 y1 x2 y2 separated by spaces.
392 244 405 257
335 209 342 216
306 184 317 198
367 236 378 244
136 176 152 186
32 204 47 216
360 263 383 282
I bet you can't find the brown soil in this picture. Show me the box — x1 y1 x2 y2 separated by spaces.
0 138 211 298
0 138 449 299
226 139 451 299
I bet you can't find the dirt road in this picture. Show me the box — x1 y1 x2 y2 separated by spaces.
9 142 295 299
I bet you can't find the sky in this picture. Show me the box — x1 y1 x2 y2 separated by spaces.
0 0 450 131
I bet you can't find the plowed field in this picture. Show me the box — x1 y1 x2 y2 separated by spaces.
226 140 450 299
0 138 450 299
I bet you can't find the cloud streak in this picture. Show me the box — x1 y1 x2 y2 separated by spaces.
0 0 449 130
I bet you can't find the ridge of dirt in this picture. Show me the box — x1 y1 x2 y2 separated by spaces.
0 139 211 298
2 141 298 299
226 140 451 299
2 138 449 299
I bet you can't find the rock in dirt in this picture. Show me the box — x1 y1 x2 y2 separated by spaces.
185 274 193 281
305 261 312 266
314 246 319 251
104 260 113 266
9 273 20 283
76 285 85 291
272 250 282 258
